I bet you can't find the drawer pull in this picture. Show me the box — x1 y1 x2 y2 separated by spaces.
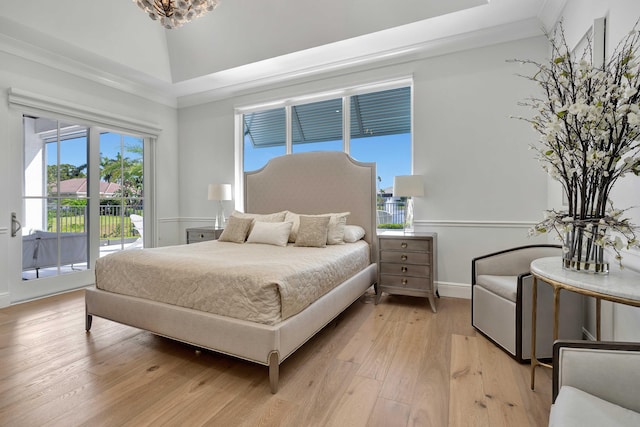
401 254 407 261
401 266 408 273
401 242 408 248
199 234 205 238
402 279 408 285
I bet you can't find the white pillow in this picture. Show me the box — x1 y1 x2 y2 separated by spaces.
344 225 366 243
231 210 287 233
246 221 293 247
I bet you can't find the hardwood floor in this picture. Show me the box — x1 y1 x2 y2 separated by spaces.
0 289 552 426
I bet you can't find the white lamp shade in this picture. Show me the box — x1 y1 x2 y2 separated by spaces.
208 183 232 201
393 175 424 197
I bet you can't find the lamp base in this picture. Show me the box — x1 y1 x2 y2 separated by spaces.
403 197 415 234
215 201 226 229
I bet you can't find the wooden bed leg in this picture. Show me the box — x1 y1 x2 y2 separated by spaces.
268 351 279 394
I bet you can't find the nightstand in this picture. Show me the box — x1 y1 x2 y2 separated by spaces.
186 226 223 244
375 231 438 312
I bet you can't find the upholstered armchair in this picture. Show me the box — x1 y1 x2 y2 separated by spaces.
550 340 640 426
472 245 583 362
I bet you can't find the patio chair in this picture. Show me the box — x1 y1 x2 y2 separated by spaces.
376 210 392 225
130 214 143 239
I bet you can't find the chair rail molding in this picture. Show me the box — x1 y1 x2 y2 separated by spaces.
416 219 537 229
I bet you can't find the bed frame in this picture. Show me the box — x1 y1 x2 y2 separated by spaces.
85 151 377 393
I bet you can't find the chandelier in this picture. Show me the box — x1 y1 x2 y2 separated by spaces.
134 0 221 29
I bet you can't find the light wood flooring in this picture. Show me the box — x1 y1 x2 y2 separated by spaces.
0 289 552 426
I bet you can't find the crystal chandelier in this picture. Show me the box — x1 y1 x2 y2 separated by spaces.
134 0 221 29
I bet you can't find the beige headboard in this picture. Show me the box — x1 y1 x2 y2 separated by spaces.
244 151 377 259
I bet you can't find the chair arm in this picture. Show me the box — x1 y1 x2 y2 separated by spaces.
472 245 560 281
553 340 640 413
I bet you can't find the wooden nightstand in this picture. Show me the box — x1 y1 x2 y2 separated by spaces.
375 231 438 312
186 226 223 244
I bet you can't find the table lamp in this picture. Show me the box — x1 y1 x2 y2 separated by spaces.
208 183 232 228
393 175 424 233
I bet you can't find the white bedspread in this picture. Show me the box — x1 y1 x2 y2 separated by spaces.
95 240 370 325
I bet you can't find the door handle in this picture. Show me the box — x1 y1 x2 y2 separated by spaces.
11 212 21 237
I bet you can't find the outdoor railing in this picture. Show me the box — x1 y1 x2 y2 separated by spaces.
49 204 143 239
377 200 406 228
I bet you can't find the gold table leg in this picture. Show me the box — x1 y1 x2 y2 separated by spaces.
553 286 561 342
530 276 538 390
596 297 601 341
531 278 561 390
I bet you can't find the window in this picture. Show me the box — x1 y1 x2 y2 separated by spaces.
292 98 343 153
239 82 412 226
243 107 286 171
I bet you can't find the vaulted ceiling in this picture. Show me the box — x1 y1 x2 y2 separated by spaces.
0 0 565 106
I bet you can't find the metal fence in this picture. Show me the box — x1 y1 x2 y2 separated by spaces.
50 204 143 239
376 199 405 227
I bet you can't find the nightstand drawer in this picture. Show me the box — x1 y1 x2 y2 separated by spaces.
186 227 223 244
379 274 431 290
380 251 430 265
379 238 431 252
379 262 430 278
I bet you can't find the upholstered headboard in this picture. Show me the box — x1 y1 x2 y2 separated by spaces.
244 151 377 259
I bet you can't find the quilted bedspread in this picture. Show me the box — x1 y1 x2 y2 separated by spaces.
94 240 370 325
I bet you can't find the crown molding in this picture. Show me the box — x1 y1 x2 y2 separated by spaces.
0 23 178 108
176 17 545 108
1 12 548 110
537 0 568 32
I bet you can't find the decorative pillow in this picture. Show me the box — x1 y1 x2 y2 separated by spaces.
231 210 287 233
218 216 253 243
246 221 293 247
294 216 330 247
344 225 366 243
285 211 349 244
326 212 349 245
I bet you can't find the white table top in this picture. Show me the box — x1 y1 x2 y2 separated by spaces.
531 257 640 303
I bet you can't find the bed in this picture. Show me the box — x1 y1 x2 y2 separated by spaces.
85 151 378 393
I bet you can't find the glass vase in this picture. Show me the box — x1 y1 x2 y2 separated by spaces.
562 220 609 274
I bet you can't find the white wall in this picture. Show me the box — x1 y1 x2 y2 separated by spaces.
0 0 172 83
558 0 640 341
177 35 551 298
165 0 485 82
0 49 180 306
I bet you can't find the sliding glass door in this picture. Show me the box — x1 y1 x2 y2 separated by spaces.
14 115 146 301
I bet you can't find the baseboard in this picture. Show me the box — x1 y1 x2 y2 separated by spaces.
437 281 470 299
0 292 10 308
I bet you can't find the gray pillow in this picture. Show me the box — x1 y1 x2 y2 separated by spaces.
218 216 254 243
294 216 330 247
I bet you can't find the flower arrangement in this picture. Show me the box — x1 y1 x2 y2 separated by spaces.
513 23 640 270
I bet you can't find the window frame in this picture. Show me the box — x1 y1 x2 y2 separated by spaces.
235 77 414 210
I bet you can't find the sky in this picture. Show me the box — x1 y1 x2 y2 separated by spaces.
47 132 143 175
